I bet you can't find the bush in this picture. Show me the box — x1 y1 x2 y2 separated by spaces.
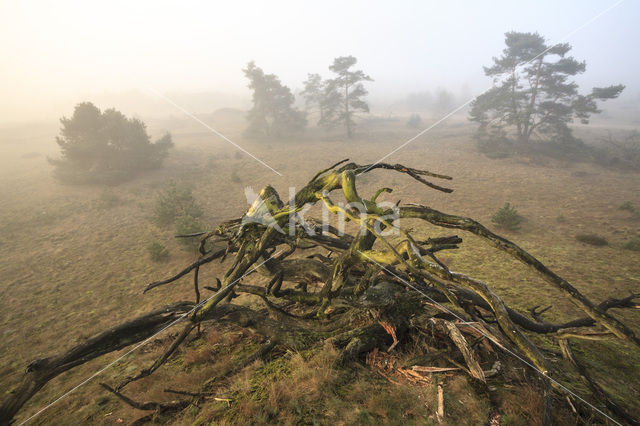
575 233 608 246
406 114 422 129
230 170 242 183
174 215 205 251
592 130 640 171
147 241 169 262
153 182 203 226
622 237 640 251
491 203 523 231
618 201 637 214
49 102 173 184
94 190 121 210
476 127 513 159
206 154 216 170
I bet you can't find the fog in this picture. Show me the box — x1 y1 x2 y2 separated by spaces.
4 2 640 423
1 0 639 122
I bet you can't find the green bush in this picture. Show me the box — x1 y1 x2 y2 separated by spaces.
206 154 216 170
153 182 203 226
94 190 121 210
476 127 513 159
491 202 523 231
230 170 242 183
174 215 205 251
147 241 169 262
556 215 567 223
618 201 637 214
592 130 640 171
575 233 608 247
622 237 640 251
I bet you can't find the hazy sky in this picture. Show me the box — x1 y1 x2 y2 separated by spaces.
1 0 639 122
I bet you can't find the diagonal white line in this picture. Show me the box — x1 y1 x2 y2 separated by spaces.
360 0 627 175
359 100 474 174
17 251 283 425
534 0 627 59
147 87 283 176
358 249 622 425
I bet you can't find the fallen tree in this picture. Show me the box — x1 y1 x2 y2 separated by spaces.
2 160 639 425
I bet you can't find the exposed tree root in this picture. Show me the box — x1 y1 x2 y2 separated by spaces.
100 383 190 413
0 301 193 422
3 160 639 425
116 323 197 391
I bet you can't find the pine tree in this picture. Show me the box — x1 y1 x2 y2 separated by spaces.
323 56 373 138
469 32 624 154
300 73 324 120
243 62 306 138
50 102 172 184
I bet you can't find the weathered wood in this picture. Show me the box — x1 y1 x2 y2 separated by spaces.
0 302 193 422
400 205 640 347
100 383 189 412
116 323 196 391
440 320 486 382
437 383 445 423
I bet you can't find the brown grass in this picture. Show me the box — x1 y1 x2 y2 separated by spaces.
498 383 546 425
1 116 639 423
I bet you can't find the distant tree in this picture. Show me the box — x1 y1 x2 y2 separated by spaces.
434 88 455 113
407 113 423 129
50 102 172 184
243 62 306 138
318 79 343 131
300 73 324 119
405 90 434 110
469 32 624 155
322 56 373 138
459 83 472 102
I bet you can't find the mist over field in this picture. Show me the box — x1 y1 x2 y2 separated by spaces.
2 0 640 123
1 1 640 424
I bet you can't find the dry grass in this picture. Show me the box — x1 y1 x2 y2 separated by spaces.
1 115 640 423
205 343 436 425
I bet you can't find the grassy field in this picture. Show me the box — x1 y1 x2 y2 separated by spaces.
1 112 639 424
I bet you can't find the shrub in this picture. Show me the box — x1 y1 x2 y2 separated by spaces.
206 154 216 170
147 241 169 262
622 237 640 251
230 170 242 183
153 182 203 226
491 203 523 231
592 130 640 171
49 102 173 184
575 233 608 246
406 114 422 129
174 215 205 251
556 215 567 223
94 190 121 210
618 201 637 214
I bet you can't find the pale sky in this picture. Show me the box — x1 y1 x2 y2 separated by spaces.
1 0 639 122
